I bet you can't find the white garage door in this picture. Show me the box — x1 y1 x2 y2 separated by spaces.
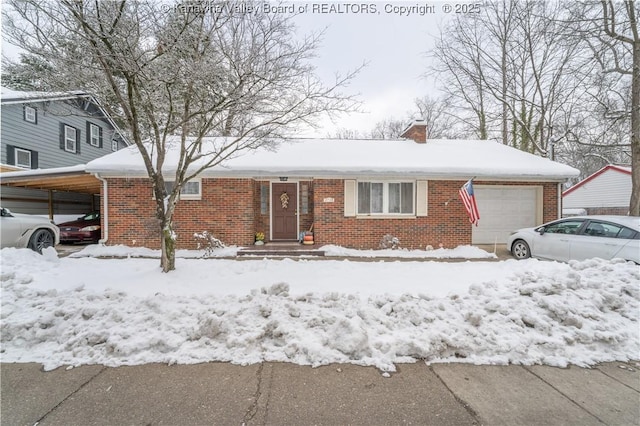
472 186 541 244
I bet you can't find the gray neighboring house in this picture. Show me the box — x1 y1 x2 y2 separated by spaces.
0 86 129 217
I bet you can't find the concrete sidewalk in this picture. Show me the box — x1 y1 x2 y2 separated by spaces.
2 361 638 426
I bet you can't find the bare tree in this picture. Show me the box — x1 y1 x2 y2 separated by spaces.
428 14 493 140
413 95 463 139
369 117 406 139
327 95 459 140
428 2 589 156
598 0 639 215
561 0 638 214
4 0 360 271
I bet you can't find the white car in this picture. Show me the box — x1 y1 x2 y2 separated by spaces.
507 215 640 263
0 207 60 253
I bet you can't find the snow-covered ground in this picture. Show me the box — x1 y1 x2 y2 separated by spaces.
66 243 497 260
1 246 638 372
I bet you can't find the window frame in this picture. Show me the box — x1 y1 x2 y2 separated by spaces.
356 180 415 216
260 183 269 215
64 125 78 153
14 147 32 168
23 106 37 124
89 123 101 147
111 140 119 152
154 179 202 201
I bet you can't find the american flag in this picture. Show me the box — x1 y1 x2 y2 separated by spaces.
459 179 480 226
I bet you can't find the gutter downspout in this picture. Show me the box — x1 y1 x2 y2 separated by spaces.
557 182 562 220
95 173 109 244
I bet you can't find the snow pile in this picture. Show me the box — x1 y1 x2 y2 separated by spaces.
321 244 497 259
68 243 496 259
69 244 240 258
1 248 638 372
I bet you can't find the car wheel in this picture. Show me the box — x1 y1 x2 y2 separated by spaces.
28 229 54 253
511 239 531 260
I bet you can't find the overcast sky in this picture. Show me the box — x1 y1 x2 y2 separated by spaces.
292 2 450 136
1 1 453 137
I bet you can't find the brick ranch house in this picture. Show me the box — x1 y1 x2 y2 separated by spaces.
85 121 579 250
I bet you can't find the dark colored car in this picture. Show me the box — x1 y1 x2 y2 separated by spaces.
58 212 101 244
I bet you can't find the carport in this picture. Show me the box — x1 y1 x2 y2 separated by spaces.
0 166 102 219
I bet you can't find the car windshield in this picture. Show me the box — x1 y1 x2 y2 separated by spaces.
82 212 99 221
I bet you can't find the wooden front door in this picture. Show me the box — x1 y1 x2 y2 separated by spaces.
272 182 298 240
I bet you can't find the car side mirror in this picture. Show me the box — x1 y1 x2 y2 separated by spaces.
538 227 546 235
1 208 11 217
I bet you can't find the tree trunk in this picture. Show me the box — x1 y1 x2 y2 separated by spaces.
161 224 176 272
501 37 509 145
630 37 640 216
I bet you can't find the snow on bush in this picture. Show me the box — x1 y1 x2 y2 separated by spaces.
0 248 638 372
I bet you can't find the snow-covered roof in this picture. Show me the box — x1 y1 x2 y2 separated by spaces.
86 137 579 181
0 164 87 179
1 86 89 104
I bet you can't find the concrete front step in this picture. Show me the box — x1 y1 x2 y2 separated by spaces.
238 243 325 257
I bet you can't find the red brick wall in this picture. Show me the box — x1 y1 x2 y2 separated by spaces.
313 179 560 250
104 177 560 250
542 182 560 223
401 126 427 143
105 178 255 249
312 179 469 249
586 207 629 215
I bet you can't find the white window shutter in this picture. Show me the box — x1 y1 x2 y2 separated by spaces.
416 180 428 216
344 180 356 217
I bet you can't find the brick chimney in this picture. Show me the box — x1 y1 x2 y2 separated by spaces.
400 119 427 143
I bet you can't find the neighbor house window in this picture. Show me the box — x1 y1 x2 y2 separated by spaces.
111 140 119 152
357 181 414 215
61 124 80 153
161 179 202 200
6 145 38 169
88 123 101 147
23 106 37 124
15 148 32 168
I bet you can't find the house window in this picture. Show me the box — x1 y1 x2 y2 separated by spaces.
64 125 78 153
6 145 38 169
301 183 309 214
357 181 414 215
15 148 32 168
161 179 202 200
24 106 37 124
89 123 101 147
112 140 119 152
260 183 269 214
